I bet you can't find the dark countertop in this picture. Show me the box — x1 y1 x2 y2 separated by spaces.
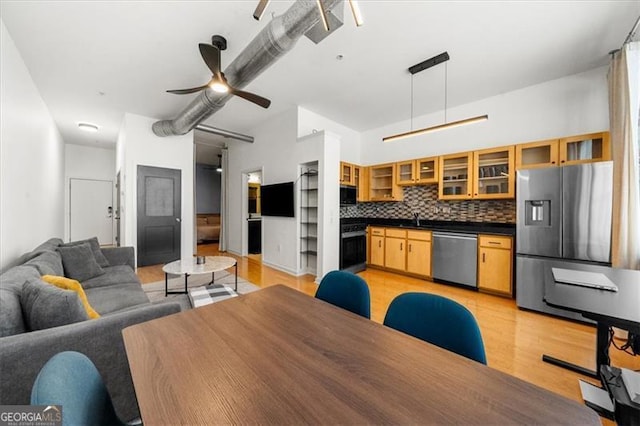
341 217 515 236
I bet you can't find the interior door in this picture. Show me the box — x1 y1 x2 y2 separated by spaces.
137 165 181 267
69 178 114 244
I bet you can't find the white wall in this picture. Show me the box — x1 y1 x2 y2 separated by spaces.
64 144 116 242
227 108 340 279
116 113 194 264
360 66 609 164
298 107 361 164
0 20 65 268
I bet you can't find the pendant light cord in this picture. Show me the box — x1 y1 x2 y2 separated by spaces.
444 61 448 124
410 74 414 131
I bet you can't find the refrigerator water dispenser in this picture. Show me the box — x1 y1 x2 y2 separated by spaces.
525 200 551 226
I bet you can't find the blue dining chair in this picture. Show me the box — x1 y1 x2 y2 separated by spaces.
383 292 487 364
31 351 125 426
315 270 371 319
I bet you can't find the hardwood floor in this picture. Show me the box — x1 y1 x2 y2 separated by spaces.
137 244 639 415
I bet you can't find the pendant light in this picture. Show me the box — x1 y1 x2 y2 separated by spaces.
383 52 488 142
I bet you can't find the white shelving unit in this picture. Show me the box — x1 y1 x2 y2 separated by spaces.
299 162 318 275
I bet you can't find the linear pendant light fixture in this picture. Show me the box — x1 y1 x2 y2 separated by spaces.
383 52 488 142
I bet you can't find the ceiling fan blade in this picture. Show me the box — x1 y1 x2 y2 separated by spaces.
198 43 221 77
253 0 270 20
230 87 271 109
166 84 209 95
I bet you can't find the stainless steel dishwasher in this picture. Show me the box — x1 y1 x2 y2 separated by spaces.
432 232 478 287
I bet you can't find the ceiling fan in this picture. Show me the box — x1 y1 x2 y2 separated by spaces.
167 35 271 109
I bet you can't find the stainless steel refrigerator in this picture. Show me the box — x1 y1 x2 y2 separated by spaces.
516 161 613 321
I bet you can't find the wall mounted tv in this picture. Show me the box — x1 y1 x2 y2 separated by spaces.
261 181 295 217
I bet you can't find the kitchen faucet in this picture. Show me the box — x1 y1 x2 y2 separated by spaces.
413 211 420 227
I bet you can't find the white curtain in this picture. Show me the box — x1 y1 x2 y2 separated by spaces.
219 147 229 252
608 41 640 270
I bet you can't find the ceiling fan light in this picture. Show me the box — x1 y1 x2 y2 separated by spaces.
78 122 99 132
209 81 229 93
383 115 488 142
348 0 364 26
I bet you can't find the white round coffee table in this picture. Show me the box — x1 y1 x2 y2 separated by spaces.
162 256 237 296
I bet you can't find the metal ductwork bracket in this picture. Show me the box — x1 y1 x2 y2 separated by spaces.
304 0 345 44
153 0 344 137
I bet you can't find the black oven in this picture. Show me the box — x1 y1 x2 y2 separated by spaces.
340 222 366 273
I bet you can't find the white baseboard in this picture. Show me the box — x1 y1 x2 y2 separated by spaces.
261 260 304 276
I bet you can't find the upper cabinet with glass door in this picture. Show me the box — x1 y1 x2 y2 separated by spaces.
473 146 515 199
559 132 610 166
516 132 610 170
396 157 439 186
438 153 473 200
340 161 355 185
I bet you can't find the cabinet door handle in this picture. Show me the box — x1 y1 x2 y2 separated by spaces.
400 243 403 251
482 253 486 263
378 240 381 248
488 241 501 245
409 244 412 253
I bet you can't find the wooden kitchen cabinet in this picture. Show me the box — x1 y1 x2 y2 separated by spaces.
396 157 439 186
515 132 610 170
384 228 406 271
515 139 559 169
369 163 403 201
369 227 385 267
355 166 369 202
439 152 474 200
559 132 610 166
477 234 513 297
340 161 355 185
473 146 515 199
406 230 432 277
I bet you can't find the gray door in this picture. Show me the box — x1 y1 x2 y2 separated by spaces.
516 167 562 257
137 165 181 267
562 162 612 263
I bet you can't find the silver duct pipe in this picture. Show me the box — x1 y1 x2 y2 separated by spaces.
195 124 254 143
153 0 343 137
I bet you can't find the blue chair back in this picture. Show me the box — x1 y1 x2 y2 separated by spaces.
315 270 371 319
383 292 487 364
31 351 123 426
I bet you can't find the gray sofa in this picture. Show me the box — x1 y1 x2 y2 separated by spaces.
0 238 182 422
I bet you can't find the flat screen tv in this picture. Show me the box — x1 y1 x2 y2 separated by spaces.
261 181 295 217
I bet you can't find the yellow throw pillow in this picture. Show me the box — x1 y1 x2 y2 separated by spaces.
41 275 100 319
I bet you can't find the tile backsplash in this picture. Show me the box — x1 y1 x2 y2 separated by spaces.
340 185 516 223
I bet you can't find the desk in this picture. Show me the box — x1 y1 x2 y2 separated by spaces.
544 265 640 378
123 285 598 424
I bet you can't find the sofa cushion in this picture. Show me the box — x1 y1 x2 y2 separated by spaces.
61 237 110 267
81 265 139 290
24 251 64 276
41 275 100 319
20 278 89 331
31 238 64 254
0 266 40 337
85 283 150 315
57 243 105 282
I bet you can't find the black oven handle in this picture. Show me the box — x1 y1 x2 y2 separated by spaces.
341 231 366 238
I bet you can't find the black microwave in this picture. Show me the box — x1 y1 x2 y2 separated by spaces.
340 185 357 205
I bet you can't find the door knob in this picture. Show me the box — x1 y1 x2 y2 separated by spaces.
175 218 181 222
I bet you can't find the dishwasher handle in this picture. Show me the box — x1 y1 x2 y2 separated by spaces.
433 232 477 241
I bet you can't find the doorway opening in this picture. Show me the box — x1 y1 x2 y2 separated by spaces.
194 143 223 255
247 171 262 262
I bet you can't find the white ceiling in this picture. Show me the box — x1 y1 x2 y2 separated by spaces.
1 1 638 149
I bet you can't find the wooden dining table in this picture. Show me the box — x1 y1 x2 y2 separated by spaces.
123 285 599 424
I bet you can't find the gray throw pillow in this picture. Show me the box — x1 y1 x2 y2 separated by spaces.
57 243 105 282
20 278 89 331
61 237 110 267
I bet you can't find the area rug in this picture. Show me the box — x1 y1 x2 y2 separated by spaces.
142 270 261 310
